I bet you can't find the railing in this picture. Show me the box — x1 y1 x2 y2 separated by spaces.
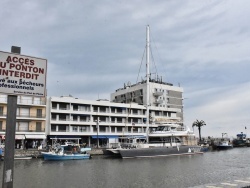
17 114 46 118
58 108 70 110
153 91 163 97
15 129 45 132
0 113 46 118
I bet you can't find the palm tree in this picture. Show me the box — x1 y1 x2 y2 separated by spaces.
192 120 206 142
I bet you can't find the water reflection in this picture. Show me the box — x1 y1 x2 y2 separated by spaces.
0 148 249 188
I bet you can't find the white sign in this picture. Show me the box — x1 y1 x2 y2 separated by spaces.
0 51 47 97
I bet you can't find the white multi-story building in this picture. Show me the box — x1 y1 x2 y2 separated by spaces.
46 78 183 147
0 78 184 148
47 96 148 147
111 78 184 125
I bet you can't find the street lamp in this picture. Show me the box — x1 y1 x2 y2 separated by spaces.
95 117 101 148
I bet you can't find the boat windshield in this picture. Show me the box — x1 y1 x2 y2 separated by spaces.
237 133 246 140
155 126 171 131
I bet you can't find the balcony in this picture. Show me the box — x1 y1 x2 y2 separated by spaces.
153 91 163 97
154 99 163 104
0 113 46 119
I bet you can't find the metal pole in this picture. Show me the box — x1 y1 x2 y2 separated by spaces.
2 46 20 188
97 117 99 148
2 95 17 188
146 25 150 143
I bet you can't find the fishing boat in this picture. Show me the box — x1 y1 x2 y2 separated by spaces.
216 133 233 150
216 140 233 150
106 25 202 159
41 143 91 161
232 132 250 147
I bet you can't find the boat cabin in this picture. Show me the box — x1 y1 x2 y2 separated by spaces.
116 136 146 148
236 133 246 140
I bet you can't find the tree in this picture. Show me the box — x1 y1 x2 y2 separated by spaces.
192 119 206 142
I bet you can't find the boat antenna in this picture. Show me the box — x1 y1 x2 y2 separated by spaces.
146 25 150 143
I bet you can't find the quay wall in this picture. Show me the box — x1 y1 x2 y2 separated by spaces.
11 148 104 157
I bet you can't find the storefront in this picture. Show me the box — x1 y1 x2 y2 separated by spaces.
24 134 46 149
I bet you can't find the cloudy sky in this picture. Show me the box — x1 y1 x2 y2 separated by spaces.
1 0 250 138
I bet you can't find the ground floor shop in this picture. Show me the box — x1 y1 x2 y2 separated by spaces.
47 135 120 148
0 134 46 149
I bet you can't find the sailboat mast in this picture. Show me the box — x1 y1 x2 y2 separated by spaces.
146 25 150 143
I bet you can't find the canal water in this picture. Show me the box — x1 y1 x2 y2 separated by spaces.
0 148 250 188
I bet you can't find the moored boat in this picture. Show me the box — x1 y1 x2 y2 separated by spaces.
41 143 91 161
232 132 250 147
216 133 233 150
216 140 233 150
117 145 202 159
106 25 202 159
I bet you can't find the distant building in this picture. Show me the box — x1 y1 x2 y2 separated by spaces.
111 78 184 125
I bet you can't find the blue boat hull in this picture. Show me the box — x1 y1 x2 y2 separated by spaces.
42 152 90 161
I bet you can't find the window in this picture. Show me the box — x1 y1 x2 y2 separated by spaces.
36 122 42 131
79 126 87 132
0 121 2 131
37 109 42 118
51 114 57 120
58 125 67 132
51 125 57 131
0 106 3 116
117 127 122 132
17 122 29 131
19 108 29 117
72 126 78 132
52 102 57 109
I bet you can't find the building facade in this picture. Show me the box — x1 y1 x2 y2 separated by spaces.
111 78 184 125
47 78 183 148
0 94 46 149
0 78 184 149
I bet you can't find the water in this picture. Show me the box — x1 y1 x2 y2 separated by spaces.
0 148 250 188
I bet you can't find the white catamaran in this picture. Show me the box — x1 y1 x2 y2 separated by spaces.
106 25 202 159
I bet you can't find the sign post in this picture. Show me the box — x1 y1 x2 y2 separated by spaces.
1 47 47 188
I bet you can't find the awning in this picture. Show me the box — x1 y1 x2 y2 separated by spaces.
49 135 81 140
25 135 46 139
16 135 25 140
91 135 119 139
1 135 26 139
